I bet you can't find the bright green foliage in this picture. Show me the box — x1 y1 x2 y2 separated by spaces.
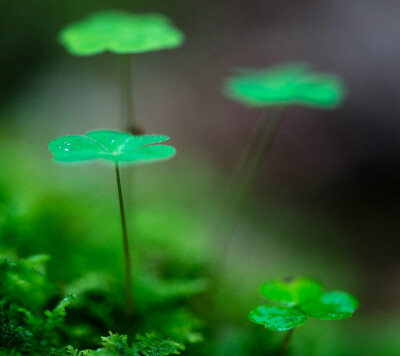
0 256 73 353
248 306 307 331
132 333 183 356
59 11 184 56
249 277 358 331
0 255 203 355
0 304 33 354
54 333 184 356
0 255 55 313
48 130 176 164
300 290 359 320
224 63 346 109
260 278 323 307
91 332 183 356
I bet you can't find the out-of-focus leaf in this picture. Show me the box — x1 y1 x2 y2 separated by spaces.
300 290 359 320
260 277 323 307
135 274 208 311
143 309 203 345
224 63 346 109
59 11 184 56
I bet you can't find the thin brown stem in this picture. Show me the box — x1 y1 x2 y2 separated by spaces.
115 162 133 314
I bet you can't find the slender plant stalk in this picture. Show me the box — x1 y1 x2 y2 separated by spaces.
230 106 286 209
119 54 134 132
118 54 136 218
214 106 287 260
277 328 295 356
115 162 134 314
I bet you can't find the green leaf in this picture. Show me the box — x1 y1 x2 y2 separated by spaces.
48 130 176 165
260 277 323 307
224 63 346 109
59 11 184 56
300 290 359 320
248 305 307 331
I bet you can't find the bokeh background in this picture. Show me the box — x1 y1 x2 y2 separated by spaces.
2 0 400 354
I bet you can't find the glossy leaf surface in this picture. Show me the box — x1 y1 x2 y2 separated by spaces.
300 290 359 320
249 305 307 331
48 130 175 165
224 63 346 109
260 277 323 307
59 11 184 56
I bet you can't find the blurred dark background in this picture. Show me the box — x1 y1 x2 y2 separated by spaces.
1 0 400 341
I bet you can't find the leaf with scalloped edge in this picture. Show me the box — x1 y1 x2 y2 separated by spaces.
59 11 184 56
299 290 359 320
260 277 323 307
224 63 346 109
248 305 307 331
48 130 175 165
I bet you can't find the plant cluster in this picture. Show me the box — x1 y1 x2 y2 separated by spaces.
0 8 361 356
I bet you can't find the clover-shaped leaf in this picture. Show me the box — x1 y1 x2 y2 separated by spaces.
249 306 307 331
48 130 176 164
260 278 323 307
59 11 184 56
224 63 346 109
249 278 359 334
300 290 359 320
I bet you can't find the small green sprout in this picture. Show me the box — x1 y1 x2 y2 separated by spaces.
48 129 176 314
300 290 359 320
59 11 184 56
249 277 358 355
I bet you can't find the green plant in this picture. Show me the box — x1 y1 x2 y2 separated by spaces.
48 130 176 313
83 332 184 356
0 255 73 354
216 63 347 256
59 11 184 132
249 277 359 355
0 255 200 355
58 10 184 239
